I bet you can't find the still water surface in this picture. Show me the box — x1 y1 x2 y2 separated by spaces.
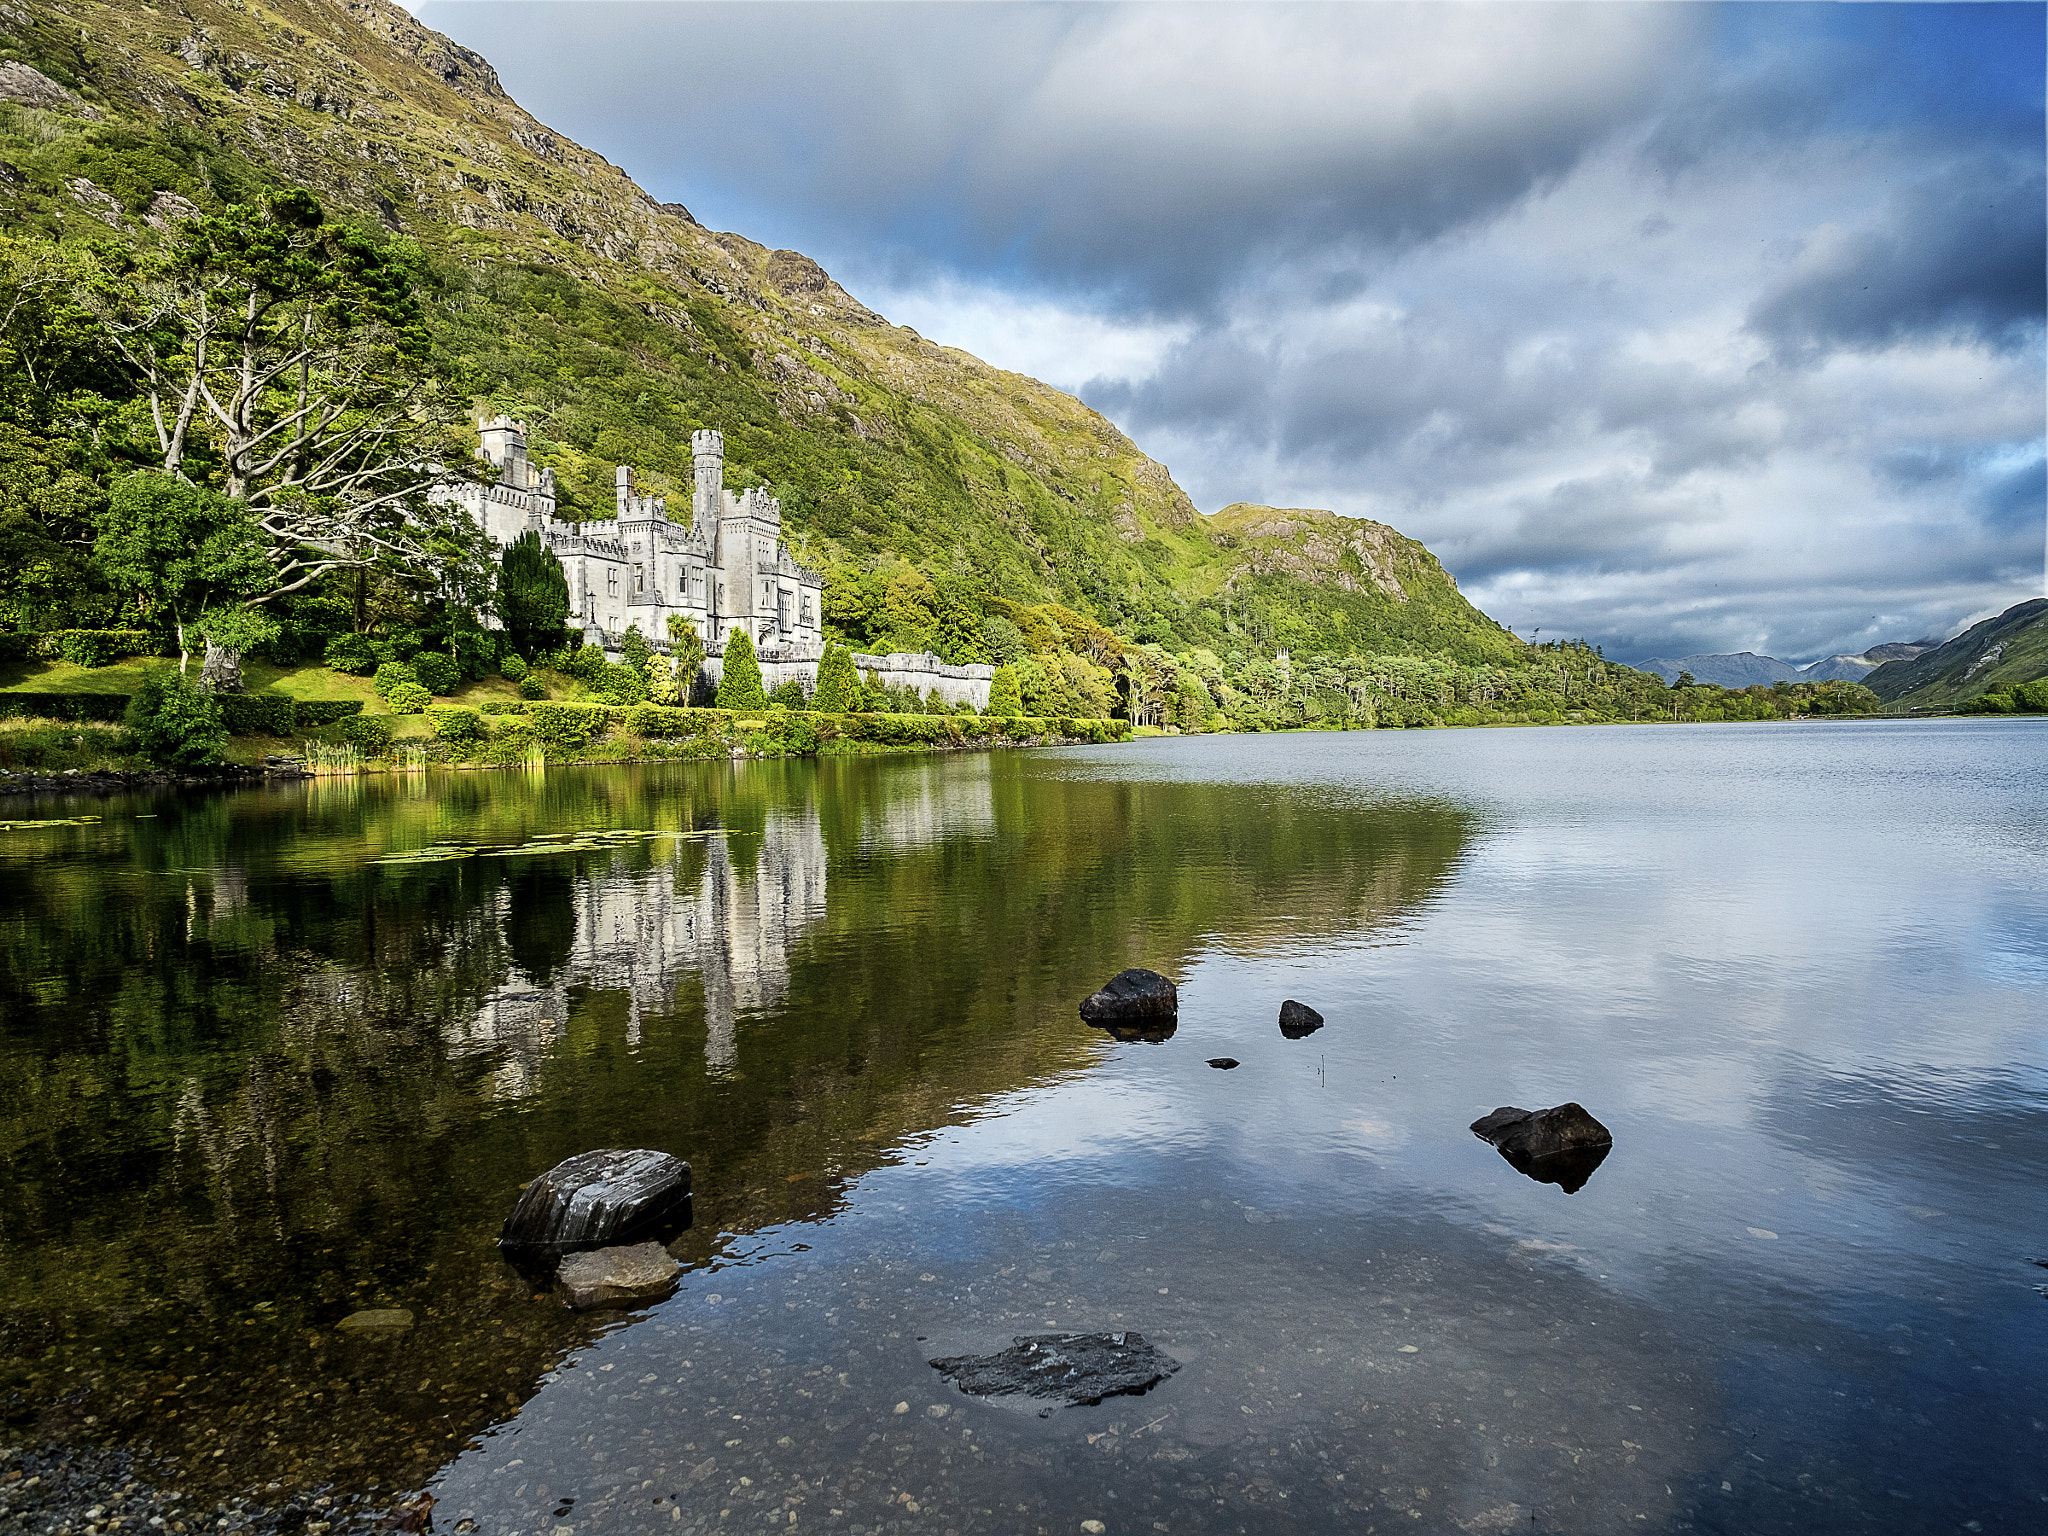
1 722 2043 1534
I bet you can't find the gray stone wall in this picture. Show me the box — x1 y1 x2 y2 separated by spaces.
690 649 993 710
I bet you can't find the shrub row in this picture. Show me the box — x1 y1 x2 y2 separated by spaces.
0 631 158 667
0 692 131 722
0 692 364 732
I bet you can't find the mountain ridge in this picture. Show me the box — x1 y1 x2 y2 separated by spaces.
0 0 1531 665
1861 599 2048 710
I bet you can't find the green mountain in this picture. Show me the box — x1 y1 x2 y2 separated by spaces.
0 0 1519 667
1862 598 2048 711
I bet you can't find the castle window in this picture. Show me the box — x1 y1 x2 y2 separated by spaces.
678 567 688 597
801 594 813 626
634 563 644 593
607 568 619 597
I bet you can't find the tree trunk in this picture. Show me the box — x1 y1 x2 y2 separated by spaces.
199 641 245 695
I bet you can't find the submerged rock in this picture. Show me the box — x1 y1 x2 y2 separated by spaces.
1079 969 1178 1026
930 1332 1180 1415
499 1148 692 1261
1278 999 1324 1038
1470 1103 1613 1194
1206 1057 1240 1069
556 1241 682 1310
335 1308 414 1336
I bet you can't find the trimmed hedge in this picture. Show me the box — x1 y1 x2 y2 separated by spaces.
0 631 157 666
293 700 365 726
0 691 131 722
218 694 296 736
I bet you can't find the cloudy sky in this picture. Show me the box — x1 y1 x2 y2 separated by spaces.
410 1 2044 663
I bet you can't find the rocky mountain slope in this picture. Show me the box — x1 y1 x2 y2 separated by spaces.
0 0 1517 663
1861 599 2048 710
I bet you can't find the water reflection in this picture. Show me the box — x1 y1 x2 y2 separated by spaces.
0 753 1474 1505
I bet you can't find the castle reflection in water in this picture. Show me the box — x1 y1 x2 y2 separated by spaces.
446 759 996 1098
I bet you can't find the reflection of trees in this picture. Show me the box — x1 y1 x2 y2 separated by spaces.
0 756 1475 1507
504 867 576 984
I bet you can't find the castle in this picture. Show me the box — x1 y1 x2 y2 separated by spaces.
435 417 827 663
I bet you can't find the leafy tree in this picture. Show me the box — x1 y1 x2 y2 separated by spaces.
768 679 807 710
811 642 858 713
123 670 225 766
716 629 767 710
985 664 1022 718
498 529 570 659
93 472 274 671
80 189 469 596
665 614 705 700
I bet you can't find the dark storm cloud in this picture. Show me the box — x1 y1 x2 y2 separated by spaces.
413 2 2046 662
1748 159 2047 359
420 2 1694 311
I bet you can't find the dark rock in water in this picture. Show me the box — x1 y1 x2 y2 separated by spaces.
1471 1103 1611 1158
499 1148 692 1262
556 1241 681 1309
931 1332 1180 1415
1079 968 1177 1026
1206 1057 1239 1069
1278 999 1324 1038
1470 1103 1613 1194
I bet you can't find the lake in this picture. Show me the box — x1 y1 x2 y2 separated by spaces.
1 720 2043 1535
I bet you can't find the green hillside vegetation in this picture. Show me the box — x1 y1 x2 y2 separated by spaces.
1862 599 2048 713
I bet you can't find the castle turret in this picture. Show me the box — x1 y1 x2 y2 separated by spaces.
480 415 528 480
616 463 635 519
692 430 724 535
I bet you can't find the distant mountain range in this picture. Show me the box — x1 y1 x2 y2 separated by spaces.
1861 599 2048 710
1631 641 1937 689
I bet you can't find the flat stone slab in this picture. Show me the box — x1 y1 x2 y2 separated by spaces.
335 1309 414 1336
499 1147 692 1260
556 1241 682 1310
1278 999 1324 1038
1079 969 1178 1026
930 1332 1180 1415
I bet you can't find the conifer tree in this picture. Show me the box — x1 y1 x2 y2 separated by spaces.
811 642 859 713
715 628 767 710
499 529 570 659
986 664 1023 718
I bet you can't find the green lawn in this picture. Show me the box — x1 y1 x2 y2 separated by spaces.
1 654 528 719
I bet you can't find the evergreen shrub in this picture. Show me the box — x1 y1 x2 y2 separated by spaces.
518 674 547 699
324 634 380 675
123 672 225 767
411 653 460 695
386 681 431 714
500 654 528 683
337 714 396 754
372 661 417 698
426 705 487 744
716 631 767 710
